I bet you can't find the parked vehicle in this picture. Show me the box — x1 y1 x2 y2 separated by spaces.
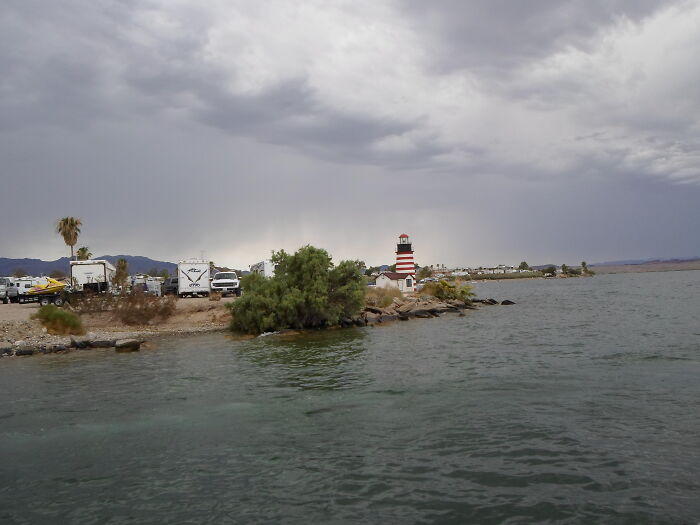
210 272 240 297
250 260 276 278
161 277 179 295
70 260 116 293
4 279 19 303
0 277 9 304
16 277 43 303
26 278 68 306
177 260 210 297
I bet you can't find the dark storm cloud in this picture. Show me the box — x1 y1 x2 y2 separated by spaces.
1 0 699 266
401 0 668 72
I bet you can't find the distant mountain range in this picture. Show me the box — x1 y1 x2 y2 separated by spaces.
531 257 700 270
591 256 700 267
0 255 177 277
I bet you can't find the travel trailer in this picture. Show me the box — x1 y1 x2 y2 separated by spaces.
177 260 210 297
70 260 116 292
250 260 275 278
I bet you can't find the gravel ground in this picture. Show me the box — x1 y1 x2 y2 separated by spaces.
0 298 231 355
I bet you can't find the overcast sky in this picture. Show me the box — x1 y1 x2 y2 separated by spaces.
1 0 699 268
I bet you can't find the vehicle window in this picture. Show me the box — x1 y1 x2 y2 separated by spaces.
215 273 236 280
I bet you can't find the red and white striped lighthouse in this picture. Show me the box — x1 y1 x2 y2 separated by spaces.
395 234 415 275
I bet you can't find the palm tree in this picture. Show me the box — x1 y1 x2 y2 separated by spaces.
56 217 82 260
76 246 92 261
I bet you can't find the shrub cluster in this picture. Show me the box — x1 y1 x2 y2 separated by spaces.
228 246 365 334
365 286 402 308
68 292 116 313
113 293 177 325
32 305 85 335
420 280 475 302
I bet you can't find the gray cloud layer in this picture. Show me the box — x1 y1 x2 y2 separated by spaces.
1 0 699 267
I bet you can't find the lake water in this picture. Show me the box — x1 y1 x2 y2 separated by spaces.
1 271 699 524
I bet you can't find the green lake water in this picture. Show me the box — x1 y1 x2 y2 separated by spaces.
1 271 699 523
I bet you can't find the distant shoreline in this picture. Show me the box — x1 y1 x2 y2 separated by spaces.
591 260 700 274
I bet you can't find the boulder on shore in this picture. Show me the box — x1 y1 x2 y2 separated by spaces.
91 339 116 348
115 339 141 352
70 337 91 349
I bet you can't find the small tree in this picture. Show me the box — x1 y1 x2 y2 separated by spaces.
13 268 28 278
543 265 556 275
113 258 129 289
417 266 433 280
561 264 569 274
228 245 365 334
50 269 67 279
518 261 530 271
76 246 92 261
364 266 380 276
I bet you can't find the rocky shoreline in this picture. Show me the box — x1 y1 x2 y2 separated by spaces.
345 295 513 326
0 320 228 358
0 296 513 358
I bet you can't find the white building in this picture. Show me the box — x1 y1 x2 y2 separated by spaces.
375 272 416 293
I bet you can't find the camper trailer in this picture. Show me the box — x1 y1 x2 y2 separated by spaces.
14 277 46 303
177 260 210 297
70 260 116 292
250 260 275 278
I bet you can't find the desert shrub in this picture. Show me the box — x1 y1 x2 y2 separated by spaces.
69 292 116 313
209 292 222 302
32 305 85 335
365 286 402 308
228 246 365 334
421 280 475 302
113 293 177 325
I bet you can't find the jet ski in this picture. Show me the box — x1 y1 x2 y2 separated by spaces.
27 278 67 296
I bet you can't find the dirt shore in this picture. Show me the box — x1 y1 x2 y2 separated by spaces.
0 297 232 352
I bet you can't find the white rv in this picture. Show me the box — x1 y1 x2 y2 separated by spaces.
70 260 116 292
250 260 275 278
15 277 45 303
177 260 210 297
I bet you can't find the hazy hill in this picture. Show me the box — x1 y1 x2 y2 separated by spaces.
0 255 177 277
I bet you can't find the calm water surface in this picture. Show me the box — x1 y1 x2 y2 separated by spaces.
1 271 699 524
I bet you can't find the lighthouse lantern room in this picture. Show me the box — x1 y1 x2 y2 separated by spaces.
395 234 415 274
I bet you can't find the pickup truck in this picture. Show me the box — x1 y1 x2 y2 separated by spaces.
210 272 240 297
0 277 9 304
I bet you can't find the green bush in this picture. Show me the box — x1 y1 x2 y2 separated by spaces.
32 305 85 335
228 246 365 334
421 280 475 302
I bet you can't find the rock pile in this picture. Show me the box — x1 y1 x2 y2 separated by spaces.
0 320 147 358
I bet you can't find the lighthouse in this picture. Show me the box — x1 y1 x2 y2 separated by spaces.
395 234 415 275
